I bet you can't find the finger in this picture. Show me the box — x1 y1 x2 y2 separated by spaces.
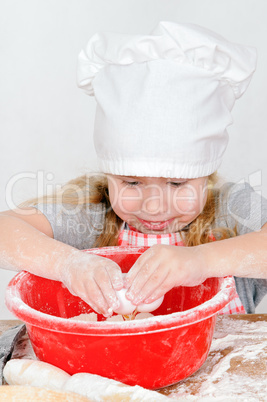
94 268 120 312
126 263 152 303
131 267 169 304
93 257 123 290
124 249 154 288
142 276 173 304
106 263 124 290
82 279 111 316
125 259 161 303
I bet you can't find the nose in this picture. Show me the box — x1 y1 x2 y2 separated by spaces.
141 185 167 215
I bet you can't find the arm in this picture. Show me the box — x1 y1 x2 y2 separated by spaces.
0 209 123 315
200 222 267 279
125 223 267 305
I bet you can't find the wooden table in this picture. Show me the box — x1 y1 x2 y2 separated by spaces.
161 314 267 400
1 315 267 400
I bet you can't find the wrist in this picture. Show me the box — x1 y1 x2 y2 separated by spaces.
53 247 83 282
196 241 230 279
188 245 210 283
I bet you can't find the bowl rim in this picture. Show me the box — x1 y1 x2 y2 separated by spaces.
5 269 236 336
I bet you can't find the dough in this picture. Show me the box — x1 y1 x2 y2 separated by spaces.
0 385 90 401
3 359 70 390
62 372 168 401
4 359 168 401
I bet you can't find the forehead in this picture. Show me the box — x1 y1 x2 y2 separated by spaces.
108 175 187 182
107 175 207 184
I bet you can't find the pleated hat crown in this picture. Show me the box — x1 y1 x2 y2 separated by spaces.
77 21 257 178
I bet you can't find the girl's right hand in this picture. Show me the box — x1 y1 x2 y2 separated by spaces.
59 252 124 317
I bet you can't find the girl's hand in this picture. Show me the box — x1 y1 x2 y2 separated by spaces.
124 244 207 305
59 252 124 317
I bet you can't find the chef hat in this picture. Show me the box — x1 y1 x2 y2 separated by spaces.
77 21 257 178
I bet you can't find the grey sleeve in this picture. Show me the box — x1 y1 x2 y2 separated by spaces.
216 182 267 313
216 181 267 234
235 278 267 313
33 202 106 250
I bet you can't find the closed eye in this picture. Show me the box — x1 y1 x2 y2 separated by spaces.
122 181 140 187
168 181 186 187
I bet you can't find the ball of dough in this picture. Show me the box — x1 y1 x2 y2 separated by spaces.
3 359 71 390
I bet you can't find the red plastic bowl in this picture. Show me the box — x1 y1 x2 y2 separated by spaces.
5 246 236 389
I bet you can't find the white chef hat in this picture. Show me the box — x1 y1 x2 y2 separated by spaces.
77 21 257 178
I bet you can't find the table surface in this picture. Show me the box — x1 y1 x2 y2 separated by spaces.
1 315 267 401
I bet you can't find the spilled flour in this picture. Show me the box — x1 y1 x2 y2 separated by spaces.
159 315 267 401
8 315 267 400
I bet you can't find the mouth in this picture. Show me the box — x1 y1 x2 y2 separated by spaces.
137 218 175 231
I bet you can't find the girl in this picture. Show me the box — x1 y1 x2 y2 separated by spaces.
1 22 267 317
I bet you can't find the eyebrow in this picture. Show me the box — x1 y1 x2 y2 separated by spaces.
115 176 190 183
116 176 139 180
167 179 188 182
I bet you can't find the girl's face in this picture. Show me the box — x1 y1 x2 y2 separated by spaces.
107 175 208 234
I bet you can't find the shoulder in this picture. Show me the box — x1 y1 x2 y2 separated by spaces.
213 181 252 218
36 201 106 216
33 202 108 249
217 181 255 202
37 201 107 227
214 181 267 233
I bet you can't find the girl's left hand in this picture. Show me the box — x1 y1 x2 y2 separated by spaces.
124 244 208 305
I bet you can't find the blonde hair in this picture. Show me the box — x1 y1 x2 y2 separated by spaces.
182 173 237 246
24 172 236 247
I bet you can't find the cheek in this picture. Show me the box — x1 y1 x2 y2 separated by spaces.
110 187 143 216
119 198 142 215
172 186 206 216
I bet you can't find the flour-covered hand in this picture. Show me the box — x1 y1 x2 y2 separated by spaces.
59 252 123 316
124 244 207 305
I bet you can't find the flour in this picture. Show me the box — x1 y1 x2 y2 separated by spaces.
69 312 154 322
160 315 267 401
9 315 266 399
69 312 98 322
106 314 124 322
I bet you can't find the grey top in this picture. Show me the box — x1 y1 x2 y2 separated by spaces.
34 182 267 313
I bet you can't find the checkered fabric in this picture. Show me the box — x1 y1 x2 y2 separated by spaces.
219 292 246 314
118 224 245 314
118 226 184 247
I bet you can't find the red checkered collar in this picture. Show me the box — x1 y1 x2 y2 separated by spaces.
118 222 184 247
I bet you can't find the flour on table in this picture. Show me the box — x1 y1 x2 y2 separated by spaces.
160 315 267 401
